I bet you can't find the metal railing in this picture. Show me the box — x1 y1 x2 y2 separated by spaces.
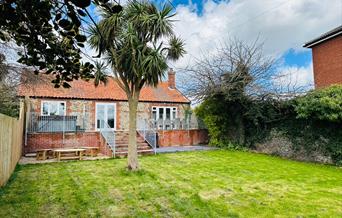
137 119 157 154
138 118 193 131
25 112 93 146
99 119 116 158
27 112 91 133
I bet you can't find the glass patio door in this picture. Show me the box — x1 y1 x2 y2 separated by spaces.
152 107 177 121
96 103 116 130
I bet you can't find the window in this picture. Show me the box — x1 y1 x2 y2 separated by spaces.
41 101 66 116
152 106 177 121
96 103 116 130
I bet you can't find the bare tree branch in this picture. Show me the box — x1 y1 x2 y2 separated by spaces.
180 38 309 104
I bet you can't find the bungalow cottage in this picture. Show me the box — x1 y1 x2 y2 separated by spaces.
18 69 208 157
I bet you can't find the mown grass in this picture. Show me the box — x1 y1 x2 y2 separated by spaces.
0 150 341 217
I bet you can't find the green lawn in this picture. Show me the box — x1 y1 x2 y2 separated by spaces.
1 150 341 217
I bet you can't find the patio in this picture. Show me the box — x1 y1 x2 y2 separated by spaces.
19 153 111 165
157 145 216 153
19 145 214 165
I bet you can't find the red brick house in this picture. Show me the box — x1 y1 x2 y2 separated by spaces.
303 25 342 88
18 69 208 156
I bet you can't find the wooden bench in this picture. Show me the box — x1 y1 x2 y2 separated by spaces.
54 148 86 161
81 147 99 157
36 149 53 160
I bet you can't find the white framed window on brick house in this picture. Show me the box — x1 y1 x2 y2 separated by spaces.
95 103 116 130
41 101 66 116
152 106 177 121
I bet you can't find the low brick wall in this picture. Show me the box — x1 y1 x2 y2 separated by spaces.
157 129 208 147
25 132 102 154
25 129 209 154
98 134 113 156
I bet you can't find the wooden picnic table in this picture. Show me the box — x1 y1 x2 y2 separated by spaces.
54 148 86 161
36 149 52 160
80 147 99 157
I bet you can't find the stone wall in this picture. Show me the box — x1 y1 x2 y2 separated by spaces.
27 98 190 131
67 100 95 130
117 101 188 130
254 130 333 164
28 98 96 130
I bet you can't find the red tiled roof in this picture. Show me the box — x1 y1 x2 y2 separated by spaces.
18 73 190 104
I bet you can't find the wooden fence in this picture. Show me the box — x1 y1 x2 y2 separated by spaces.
0 102 24 187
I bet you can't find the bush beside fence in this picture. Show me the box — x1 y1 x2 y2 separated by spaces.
196 85 342 165
0 103 24 187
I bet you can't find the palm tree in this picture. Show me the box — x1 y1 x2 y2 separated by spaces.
89 1 185 170
93 61 108 86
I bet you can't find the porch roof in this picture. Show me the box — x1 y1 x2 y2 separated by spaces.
18 73 190 104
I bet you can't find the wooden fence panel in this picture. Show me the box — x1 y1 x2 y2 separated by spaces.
0 103 24 187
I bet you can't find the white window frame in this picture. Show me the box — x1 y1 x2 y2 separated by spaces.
152 106 177 121
95 102 116 131
41 100 66 116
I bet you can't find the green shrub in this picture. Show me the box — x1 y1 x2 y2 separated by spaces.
195 89 342 164
195 95 247 148
270 118 342 165
294 85 342 122
195 96 233 148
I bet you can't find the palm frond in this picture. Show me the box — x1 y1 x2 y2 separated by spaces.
93 61 108 86
87 0 185 91
167 36 186 61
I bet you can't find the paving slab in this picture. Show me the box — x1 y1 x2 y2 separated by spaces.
156 145 217 153
19 154 111 165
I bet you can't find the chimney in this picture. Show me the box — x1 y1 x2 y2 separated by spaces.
168 68 176 89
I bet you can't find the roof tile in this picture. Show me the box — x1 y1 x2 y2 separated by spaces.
18 73 190 104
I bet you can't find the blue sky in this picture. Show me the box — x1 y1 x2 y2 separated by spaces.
86 0 341 89
168 0 315 68
281 49 312 67
163 0 341 88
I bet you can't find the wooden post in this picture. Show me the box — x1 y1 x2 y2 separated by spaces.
79 150 83 160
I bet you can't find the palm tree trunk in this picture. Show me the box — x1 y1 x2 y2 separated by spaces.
127 96 139 170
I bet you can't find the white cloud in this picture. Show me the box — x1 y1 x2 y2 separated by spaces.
83 0 340 90
272 63 314 92
171 0 342 72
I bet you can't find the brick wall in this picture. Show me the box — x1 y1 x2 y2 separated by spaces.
25 132 101 153
168 69 176 89
312 35 342 88
98 134 112 156
158 129 208 147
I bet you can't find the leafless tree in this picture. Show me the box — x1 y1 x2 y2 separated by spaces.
269 68 312 100
182 38 309 104
177 38 314 145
